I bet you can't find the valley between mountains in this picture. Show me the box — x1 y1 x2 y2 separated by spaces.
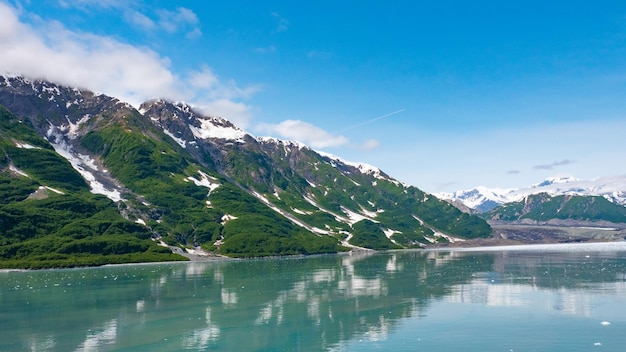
0 75 493 268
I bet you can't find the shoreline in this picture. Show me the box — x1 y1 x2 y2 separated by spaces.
3 224 626 272
425 240 626 253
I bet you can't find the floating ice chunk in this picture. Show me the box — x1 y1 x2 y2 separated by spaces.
600 321 611 326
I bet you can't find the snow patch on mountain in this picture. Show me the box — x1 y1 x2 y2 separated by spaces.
437 186 516 213
185 170 219 190
532 176 580 188
250 191 328 234
220 214 238 225
292 208 313 215
65 115 91 139
383 228 402 246
185 170 220 207
189 117 247 141
317 151 381 177
45 125 123 202
257 136 309 151
14 141 41 149
162 128 187 148
341 206 379 225
315 150 404 187
9 164 29 177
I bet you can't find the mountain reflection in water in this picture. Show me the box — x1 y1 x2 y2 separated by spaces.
1 243 626 351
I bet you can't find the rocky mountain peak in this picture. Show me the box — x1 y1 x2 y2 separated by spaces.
0 75 493 265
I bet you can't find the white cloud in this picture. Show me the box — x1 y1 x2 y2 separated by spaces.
156 7 200 35
257 120 349 148
125 9 155 30
0 2 255 126
359 139 380 150
0 3 178 104
188 65 220 90
186 27 202 39
196 99 255 128
57 1 201 37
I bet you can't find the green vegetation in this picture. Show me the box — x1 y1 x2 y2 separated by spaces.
0 179 186 269
208 183 344 256
78 110 345 257
0 81 495 265
219 143 492 250
485 193 626 223
0 107 186 268
349 220 401 249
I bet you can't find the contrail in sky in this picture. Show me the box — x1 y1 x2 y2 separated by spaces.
336 109 406 133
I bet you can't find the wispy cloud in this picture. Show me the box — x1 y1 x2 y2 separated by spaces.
124 9 155 30
186 65 261 126
58 0 128 10
187 66 262 101
307 50 333 60
58 1 202 37
358 139 380 150
0 3 255 127
254 45 276 54
507 170 521 174
533 159 576 170
256 120 348 149
255 110 405 150
156 7 201 37
271 12 288 33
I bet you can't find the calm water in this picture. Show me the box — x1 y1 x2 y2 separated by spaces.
2 243 626 351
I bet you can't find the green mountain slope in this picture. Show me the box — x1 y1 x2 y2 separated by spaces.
0 76 492 267
74 101 344 258
140 101 492 249
0 107 186 268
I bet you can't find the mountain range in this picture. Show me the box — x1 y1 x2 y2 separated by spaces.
437 176 626 225
437 176 626 211
0 75 491 268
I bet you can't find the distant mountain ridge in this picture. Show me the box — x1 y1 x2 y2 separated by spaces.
485 192 626 226
437 175 626 213
0 75 491 267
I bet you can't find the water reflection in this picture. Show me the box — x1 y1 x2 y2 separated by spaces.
1 244 626 351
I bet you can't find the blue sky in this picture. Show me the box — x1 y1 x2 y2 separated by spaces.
1 0 625 193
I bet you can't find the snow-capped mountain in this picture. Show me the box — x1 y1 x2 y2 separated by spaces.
437 175 626 213
0 75 492 267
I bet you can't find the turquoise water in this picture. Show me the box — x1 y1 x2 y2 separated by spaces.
1 243 626 351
